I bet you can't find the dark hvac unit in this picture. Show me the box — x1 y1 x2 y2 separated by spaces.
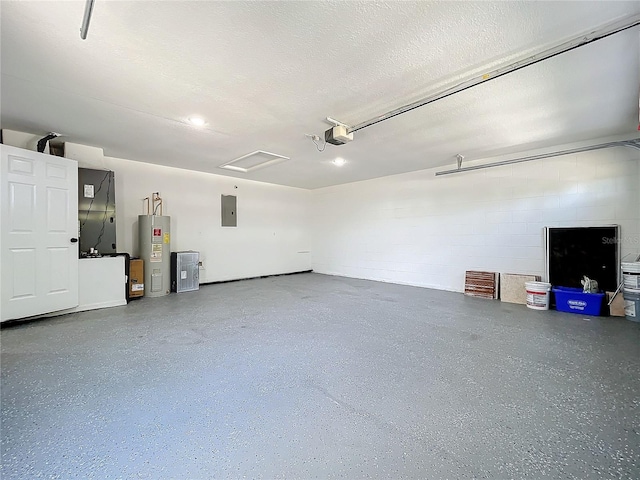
171 251 200 293
78 168 116 255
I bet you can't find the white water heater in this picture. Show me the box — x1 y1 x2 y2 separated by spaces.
138 215 171 297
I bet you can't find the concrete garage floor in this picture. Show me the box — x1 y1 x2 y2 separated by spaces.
1 273 639 479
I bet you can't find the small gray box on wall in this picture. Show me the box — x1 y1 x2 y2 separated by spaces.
221 195 237 227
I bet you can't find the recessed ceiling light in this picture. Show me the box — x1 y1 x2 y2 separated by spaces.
332 157 346 166
187 116 206 127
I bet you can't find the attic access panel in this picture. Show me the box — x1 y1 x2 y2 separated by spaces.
219 150 290 173
545 226 620 292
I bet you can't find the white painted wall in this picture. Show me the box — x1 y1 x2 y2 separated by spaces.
71 149 312 283
2 131 312 283
4 129 638 293
311 147 640 292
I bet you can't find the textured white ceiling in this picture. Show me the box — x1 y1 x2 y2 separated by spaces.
1 1 639 189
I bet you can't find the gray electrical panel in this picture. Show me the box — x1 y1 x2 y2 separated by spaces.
221 195 237 227
171 251 200 293
138 215 171 297
78 168 116 255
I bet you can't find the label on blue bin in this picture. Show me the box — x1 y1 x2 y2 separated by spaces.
568 300 587 310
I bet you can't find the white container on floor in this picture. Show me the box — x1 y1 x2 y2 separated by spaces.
525 281 552 310
622 261 640 293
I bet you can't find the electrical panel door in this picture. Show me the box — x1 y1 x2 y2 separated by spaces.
221 195 237 227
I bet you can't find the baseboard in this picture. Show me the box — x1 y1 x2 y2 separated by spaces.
311 271 463 293
200 270 313 286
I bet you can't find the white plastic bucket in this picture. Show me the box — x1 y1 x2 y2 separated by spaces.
526 281 552 310
622 262 640 293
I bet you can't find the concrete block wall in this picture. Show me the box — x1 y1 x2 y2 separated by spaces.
311 147 639 292
69 149 313 283
4 129 638 292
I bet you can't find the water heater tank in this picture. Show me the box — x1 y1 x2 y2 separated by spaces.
138 215 171 297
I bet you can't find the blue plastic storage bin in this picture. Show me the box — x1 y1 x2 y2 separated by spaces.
552 287 604 316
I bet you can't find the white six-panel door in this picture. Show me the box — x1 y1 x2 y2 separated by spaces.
1 144 79 322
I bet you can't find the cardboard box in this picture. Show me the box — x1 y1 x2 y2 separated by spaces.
607 291 625 317
129 258 144 298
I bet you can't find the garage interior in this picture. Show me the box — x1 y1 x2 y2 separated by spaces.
1 1 640 478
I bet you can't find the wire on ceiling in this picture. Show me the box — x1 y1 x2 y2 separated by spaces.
312 137 327 152
305 134 327 152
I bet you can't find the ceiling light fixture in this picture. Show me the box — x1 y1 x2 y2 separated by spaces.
332 157 346 166
187 116 206 127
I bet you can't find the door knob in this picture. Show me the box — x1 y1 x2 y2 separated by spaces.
70 238 78 243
